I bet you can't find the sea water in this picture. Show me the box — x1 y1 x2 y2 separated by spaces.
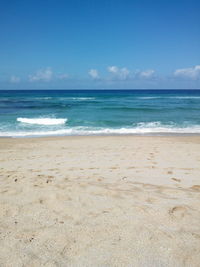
0 89 200 137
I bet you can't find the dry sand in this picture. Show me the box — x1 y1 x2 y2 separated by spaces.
0 136 200 266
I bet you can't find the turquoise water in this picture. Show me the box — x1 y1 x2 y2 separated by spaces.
0 89 200 137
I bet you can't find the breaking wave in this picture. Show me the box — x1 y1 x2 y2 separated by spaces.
17 117 67 125
2 122 200 137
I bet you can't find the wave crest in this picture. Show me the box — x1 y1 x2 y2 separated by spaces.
17 117 67 125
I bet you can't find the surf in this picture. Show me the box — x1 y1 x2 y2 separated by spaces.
17 117 67 125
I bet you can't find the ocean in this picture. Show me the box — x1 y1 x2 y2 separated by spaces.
0 89 200 137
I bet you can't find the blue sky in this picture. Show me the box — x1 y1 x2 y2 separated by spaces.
0 0 200 89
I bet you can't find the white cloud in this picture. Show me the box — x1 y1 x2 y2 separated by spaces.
107 66 119 74
139 69 155 78
107 66 130 80
10 75 20 83
29 67 53 82
57 73 69 80
88 69 99 79
174 65 200 79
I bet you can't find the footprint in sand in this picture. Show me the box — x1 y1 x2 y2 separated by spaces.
190 185 200 192
171 178 181 182
169 206 188 219
110 166 119 170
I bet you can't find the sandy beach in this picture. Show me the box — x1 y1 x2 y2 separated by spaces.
0 136 200 266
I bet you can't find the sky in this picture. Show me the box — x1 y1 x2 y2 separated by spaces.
0 0 200 89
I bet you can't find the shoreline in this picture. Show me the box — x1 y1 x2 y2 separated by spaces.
1 132 200 139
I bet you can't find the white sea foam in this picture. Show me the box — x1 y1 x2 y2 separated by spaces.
2 123 200 137
72 97 95 100
137 97 160 100
17 117 67 125
35 97 52 100
136 121 163 127
58 97 95 101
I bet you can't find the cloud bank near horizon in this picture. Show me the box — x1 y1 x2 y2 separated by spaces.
1 65 200 89
174 65 200 80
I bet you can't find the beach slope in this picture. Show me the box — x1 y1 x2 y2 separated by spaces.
0 136 200 266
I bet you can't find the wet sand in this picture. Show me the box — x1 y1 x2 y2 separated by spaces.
0 136 200 266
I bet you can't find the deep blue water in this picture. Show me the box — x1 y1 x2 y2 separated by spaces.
0 89 200 137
